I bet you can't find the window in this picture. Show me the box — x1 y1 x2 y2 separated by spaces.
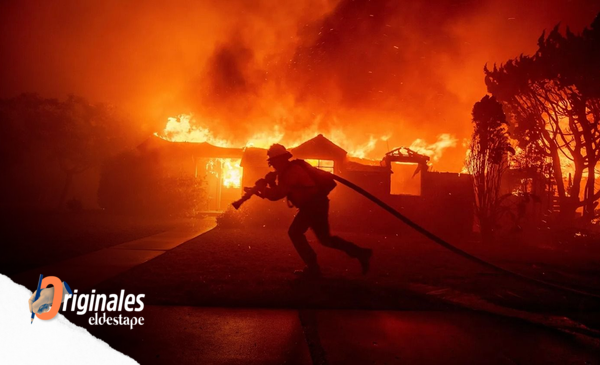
390 162 421 196
305 159 335 173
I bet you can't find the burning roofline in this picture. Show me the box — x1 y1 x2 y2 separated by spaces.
147 133 433 167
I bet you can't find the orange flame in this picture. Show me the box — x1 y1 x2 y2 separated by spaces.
156 114 232 147
156 114 458 180
222 159 242 188
407 134 458 164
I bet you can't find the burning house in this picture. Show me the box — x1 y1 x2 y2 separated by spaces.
110 133 473 235
135 136 244 212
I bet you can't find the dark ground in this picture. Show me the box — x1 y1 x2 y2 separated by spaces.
1 211 190 275
92 226 600 329
5 213 600 363
6 213 599 319
62 306 600 365
61 224 600 364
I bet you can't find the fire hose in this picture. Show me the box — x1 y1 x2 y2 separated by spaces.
233 173 600 299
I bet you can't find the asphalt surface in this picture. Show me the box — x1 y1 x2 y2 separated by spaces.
63 306 599 365
13 222 600 364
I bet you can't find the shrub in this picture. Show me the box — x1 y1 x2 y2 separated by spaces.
98 150 207 217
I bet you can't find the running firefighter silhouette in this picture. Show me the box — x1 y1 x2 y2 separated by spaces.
233 144 372 278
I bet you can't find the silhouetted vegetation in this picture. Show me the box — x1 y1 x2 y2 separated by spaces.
485 14 600 222
98 149 207 217
466 96 513 242
0 93 132 211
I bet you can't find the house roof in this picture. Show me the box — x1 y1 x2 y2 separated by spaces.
240 147 268 167
290 134 347 161
140 135 244 159
384 147 430 165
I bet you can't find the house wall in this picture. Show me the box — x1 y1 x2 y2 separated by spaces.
331 169 473 237
239 151 474 236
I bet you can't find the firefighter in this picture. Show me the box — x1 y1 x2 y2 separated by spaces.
252 144 372 278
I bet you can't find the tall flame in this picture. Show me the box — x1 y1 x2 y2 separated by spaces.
158 114 232 147
156 114 458 185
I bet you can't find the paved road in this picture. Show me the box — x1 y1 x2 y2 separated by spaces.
14 222 600 364
65 306 599 365
10 217 216 290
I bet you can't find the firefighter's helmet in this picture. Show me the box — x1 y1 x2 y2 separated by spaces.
267 144 293 163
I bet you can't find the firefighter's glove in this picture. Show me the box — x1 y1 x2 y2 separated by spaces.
255 178 268 192
265 172 277 183
265 172 278 187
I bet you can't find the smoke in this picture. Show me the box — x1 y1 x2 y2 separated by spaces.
1 0 598 170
